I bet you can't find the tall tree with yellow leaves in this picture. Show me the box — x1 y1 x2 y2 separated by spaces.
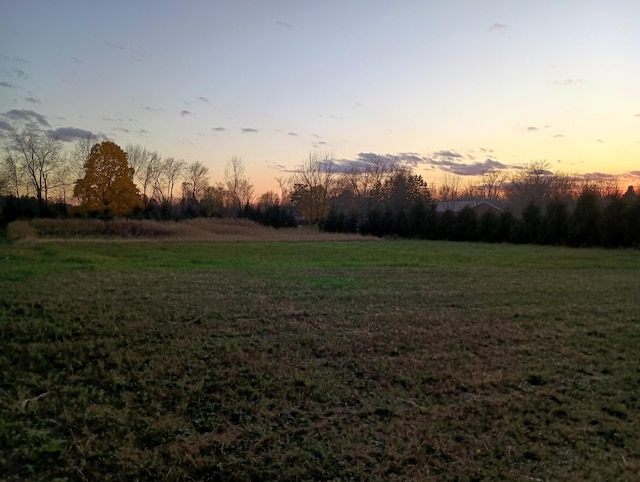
74 141 142 217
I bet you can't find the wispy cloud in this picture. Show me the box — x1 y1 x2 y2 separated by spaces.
411 151 512 176
554 79 584 86
527 126 538 131
553 134 565 138
24 96 40 104
198 96 210 104
180 110 192 117
583 171 618 180
487 23 507 31
266 160 288 171
397 152 428 166
441 158 510 176
212 126 225 131
287 132 298 136
596 139 604 143
0 119 13 131
107 41 126 51
0 81 14 88
106 41 146 61
241 128 258 133
433 150 463 159
2 108 50 127
276 20 294 29
2 55 29 64
428 149 511 175
144 105 164 112
12 69 28 79
72 56 83 64
48 126 105 142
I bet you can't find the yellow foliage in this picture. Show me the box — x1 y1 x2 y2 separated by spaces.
73 141 143 217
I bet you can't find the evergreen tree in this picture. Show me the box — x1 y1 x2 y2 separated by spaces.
600 195 627 248
540 200 569 245
497 211 515 243
477 211 499 243
437 210 456 240
568 189 601 247
513 203 541 244
453 207 477 241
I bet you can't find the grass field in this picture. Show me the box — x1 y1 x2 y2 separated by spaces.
1 230 640 480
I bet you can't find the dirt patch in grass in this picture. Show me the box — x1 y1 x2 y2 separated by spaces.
1 242 639 480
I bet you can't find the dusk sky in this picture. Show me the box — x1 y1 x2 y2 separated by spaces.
1 0 639 193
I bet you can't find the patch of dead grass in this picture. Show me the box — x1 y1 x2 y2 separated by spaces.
9 217 367 242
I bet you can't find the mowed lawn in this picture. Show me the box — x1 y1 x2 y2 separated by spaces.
1 239 639 481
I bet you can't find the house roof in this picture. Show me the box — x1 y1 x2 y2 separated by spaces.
435 200 504 213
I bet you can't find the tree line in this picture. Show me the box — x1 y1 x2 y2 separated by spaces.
1 128 639 248
275 155 640 248
0 129 272 224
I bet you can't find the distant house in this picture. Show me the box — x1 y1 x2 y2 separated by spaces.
436 200 503 216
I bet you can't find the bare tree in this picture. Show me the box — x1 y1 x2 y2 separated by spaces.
344 154 399 200
463 170 507 202
1 152 24 197
339 154 400 216
74 135 99 168
0 158 9 196
292 152 337 223
575 174 620 199
7 128 63 206
275 176 293 207
48 152 75 203
50 135 101 204
126 144 158 205
503 161 582 214
200 183 227 216
139 151 162 205
145 157 185 204
504 160 555 213
149 155 167 203
182 161 209 200
479 170 507 201
257 190 280 209
162 157 185 204
436 174 461 209
224 156 254 211
125 144 151 178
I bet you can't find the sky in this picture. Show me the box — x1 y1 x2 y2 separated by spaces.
1 0 639 194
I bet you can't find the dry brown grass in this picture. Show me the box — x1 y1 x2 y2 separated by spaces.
9 218 366 242
6 220 38 241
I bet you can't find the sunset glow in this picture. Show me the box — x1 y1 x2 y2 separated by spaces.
1 0 638 193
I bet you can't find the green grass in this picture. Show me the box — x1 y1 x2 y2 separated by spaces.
1 240 640 480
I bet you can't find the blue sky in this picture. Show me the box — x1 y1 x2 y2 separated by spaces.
1 0 639 193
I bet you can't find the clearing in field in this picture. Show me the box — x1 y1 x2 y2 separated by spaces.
1 221 639 480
